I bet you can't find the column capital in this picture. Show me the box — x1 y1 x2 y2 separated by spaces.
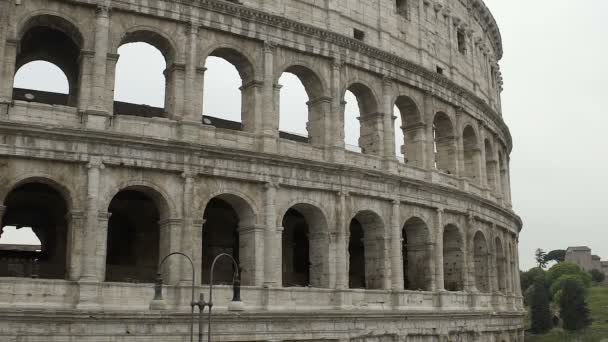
95 4 111 18
265 182 279 190
186 21 200 35
263 41 277 54
87 157 104 170
181 170 197 180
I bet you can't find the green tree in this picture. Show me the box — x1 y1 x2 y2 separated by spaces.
520 267 545 293
590 269 605 284
547 262 592 288
530 274 553 333
549 274 588 298
535 248 548 269
544 249 566 264
559 278 591 331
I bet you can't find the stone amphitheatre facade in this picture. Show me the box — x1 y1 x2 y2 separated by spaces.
0 0 524 340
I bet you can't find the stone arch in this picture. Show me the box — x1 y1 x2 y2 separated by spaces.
443 224 464 291
349 210 386 289
201 192 258 286
1 175 75 212
14 14 84 106
113 27 178 117
433 112 457 174
462 125 481 182
472 230 490 292
202 46 258 132
495 236 507 293
281 202 329 288
394 95 424 166
1 179 71 279
105 184 171 283
105 180 175 220
277 64 328 145
343 81 382 155
485 139 497 191
402 216 432 291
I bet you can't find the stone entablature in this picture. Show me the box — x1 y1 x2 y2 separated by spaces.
0 0 524 340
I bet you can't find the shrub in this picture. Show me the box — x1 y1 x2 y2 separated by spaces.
530 274 553 333
559 278 591 331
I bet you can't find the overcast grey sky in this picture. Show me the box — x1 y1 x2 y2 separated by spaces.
9 1 608 270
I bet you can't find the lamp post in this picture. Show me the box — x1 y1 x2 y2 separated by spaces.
150 252 243 342
151 252 196 342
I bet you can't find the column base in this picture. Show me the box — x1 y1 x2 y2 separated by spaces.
82 109 112 130
76 280 102 310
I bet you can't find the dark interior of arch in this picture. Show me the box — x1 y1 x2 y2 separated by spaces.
462 126 479 180
443 225 464 291
282 208 310 287
473 232 490 292
201 198 240 285
394 96 420 127
106 190 159 283
348 218 366 289
495 238 507 292
402 218 430 291
0 183 67 279
433 113 456 173
13 16 83 106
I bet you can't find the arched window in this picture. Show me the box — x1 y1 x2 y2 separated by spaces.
14 15 83 106
433 113 457 174
394 96 423 166
201 194 256 286
113 31 175 118
281 204 328 288
14 61 70 104
106 189 161 283
348 211 385 289
463 125 481 182
443 224 464 291
202 48 256 131
278 66 326 145
343 83 381 155
473 231 490 292
1 182 68 279
402 217 431 291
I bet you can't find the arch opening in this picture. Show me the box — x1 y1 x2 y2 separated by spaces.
473 231 490 292
281 204 328 288
201 194 256 286
394 96 423 166
433 112 457 174
443 224 464 291
344 83 381 155
1 182 68 279
348 211 385 289
113 32 173 118
463 125 480 182
105 189 161 283
402 217 431 291
13 15 83 106
202 48 256 132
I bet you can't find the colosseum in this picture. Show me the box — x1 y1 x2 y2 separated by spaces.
0 0 524 340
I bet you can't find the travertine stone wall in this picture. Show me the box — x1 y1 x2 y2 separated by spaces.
0 0 524 340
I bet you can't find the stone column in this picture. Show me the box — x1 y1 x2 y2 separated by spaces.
359 112 385 156
0 38 18 103
94 212 111 281
0 1 7 101
382 77 397 162
183 22 201 122
479 125 489 188
263 182 280 286
465 214 477 292
66 210 85 281
504 232 513 294
329 59 345 162
88 4 111 114
390 200 404 290
158 218 184 285
241 80 264 134
334 191 348 289
513 236 522 297
434 208 445 291
104 53 119 113
164 63 186 120
423 92 436 170
81 158 104 281
260 42 278 153
180 172 197 285
238 223 265 286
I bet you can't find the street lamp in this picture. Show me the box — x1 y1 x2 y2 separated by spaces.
150 252 244 342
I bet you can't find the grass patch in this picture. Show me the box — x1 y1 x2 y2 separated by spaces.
527 287 608 342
